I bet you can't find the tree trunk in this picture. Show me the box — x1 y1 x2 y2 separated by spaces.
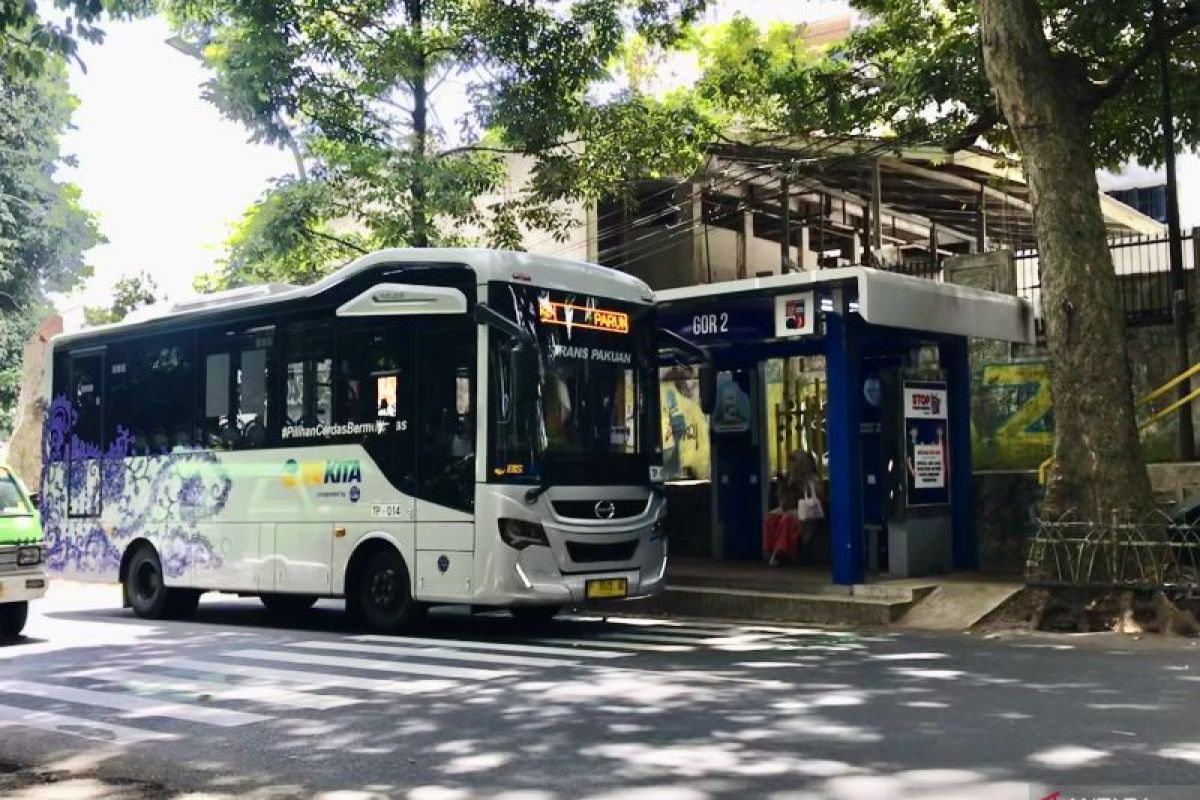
406 0 430 248
978 0 1153 521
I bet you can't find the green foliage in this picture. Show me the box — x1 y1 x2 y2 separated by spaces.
0 0 151 79
165 0 713 289
198 179 372 289
83 271 160 326
0 60 102 433
691 2 1200 167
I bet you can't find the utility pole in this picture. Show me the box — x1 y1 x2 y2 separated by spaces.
1155 0 1194 460
780 163 792 274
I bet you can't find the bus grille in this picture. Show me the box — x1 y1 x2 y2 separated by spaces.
565 539 639 563
0 548 18 574
552 499 648 520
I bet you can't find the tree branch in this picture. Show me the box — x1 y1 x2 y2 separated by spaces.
941 106 1002 152
435 139 582 159
304 226 368 254
1091 5 1200 108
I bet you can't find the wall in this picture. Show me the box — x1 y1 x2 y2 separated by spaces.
974 471 1042 573
7 315 63 489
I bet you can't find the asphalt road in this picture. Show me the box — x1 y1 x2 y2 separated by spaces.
0 583 1197 800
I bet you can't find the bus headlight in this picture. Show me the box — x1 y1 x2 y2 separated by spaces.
17 546 42 567
499 519 549 550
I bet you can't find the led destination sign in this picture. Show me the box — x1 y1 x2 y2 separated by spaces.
538 298 630 334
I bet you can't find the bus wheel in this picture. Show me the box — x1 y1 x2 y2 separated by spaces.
352 548 424 634
510 605 561 626
261 593 317 615
125 547 198 620
125 547 171 619
0 602 28 641
165 589 202 620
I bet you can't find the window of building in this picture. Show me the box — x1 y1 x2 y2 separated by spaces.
1108 185 1168 223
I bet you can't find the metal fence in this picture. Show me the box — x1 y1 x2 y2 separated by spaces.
1015 230 1198 327
1026 510 1200 592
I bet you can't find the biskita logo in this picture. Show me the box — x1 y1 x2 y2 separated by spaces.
910 392 943 415
282 458 363 488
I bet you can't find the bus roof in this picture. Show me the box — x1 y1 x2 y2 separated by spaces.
54 248 654 348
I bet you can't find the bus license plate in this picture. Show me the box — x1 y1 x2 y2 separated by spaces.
585 578 628 599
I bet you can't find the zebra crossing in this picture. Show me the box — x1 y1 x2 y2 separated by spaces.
0 616 813 748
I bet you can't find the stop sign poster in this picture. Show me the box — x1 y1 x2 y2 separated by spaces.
903 381 950 506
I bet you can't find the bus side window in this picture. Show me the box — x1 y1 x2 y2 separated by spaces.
201 327 275 450
202 352 232 450
335 320 414 493
237 346 270 449
284 323 333 429
107 338 194 455
69 353 104 449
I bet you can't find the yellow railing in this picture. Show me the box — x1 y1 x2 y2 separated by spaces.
1037 361 1200 485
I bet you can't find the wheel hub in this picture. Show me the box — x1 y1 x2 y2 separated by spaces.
135 562 160 600
370 568 398 610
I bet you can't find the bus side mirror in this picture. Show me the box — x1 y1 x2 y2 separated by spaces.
27 492 40 509
699 365 716 415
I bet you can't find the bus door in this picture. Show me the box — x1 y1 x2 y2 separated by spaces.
413 320 477 602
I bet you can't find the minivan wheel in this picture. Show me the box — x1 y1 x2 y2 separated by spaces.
0 602 28 641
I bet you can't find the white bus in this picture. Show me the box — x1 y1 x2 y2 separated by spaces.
40 249 682 632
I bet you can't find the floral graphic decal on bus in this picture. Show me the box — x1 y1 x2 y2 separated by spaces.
40 395 230 579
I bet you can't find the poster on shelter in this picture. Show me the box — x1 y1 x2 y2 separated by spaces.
711 371 752 433
903 381 950 506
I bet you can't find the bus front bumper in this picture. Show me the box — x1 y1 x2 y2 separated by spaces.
0 570 49 604
476 539 668 607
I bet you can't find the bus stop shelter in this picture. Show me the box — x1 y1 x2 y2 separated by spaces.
657 267 1036 586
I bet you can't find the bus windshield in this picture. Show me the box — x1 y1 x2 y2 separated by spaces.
0 471 32 517
488 283 659 486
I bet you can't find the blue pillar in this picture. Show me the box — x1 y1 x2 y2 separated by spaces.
942 336 977 570
825 311 864 585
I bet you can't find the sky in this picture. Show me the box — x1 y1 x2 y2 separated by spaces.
54 0 1196 325
55 2 851 324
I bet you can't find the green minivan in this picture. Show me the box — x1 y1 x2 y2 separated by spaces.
0 465 47 641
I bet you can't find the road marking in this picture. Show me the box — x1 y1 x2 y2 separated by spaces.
0 703 178 746
65 667 359 711
155 658 456 695
536 637 693 653
225 649 513 681
0 680 268 728
290 640 577 668
351 635 629 660
589 631 746 645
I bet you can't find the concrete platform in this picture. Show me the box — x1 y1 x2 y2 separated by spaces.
616 557 1021 629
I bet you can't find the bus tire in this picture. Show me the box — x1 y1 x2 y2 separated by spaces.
510 605 561 625
0 602 28 641
349 547 424 634
125 546 172 619
165 589 202 620
261 593 317 615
